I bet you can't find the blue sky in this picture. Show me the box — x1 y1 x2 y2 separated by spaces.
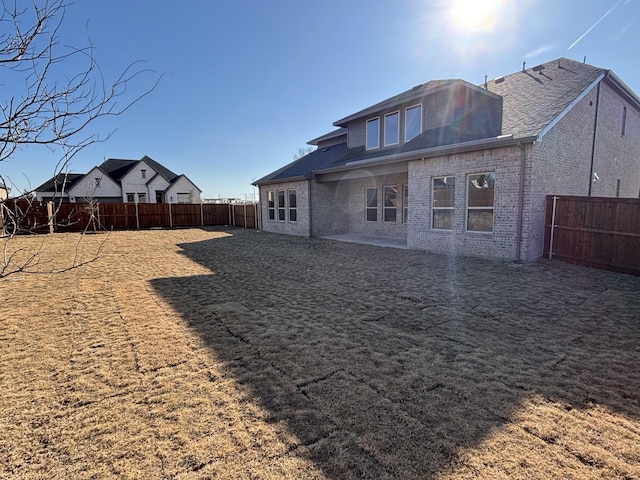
3 0 639 200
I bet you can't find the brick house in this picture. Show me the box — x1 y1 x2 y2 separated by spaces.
254 57 640 261
34 155 202 204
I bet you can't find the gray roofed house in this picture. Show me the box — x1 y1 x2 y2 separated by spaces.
254 57 640 261
34 155 202 204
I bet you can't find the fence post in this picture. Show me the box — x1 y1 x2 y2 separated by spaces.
135 202 140 230
228 203 232 226
548 196 558 260
200 202 204 226
243 204 247 229
168 201 173 228
47 201 54 234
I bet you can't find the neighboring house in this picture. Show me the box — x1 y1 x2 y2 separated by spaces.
35 155 202 204
254 57 640 261
0 183 8 201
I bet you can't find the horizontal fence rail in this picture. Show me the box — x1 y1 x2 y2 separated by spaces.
0 200 258 233
544 195 640 276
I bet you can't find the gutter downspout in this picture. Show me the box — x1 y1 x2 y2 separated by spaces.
515 142 527 262
307 177 313 237
588 79 602 196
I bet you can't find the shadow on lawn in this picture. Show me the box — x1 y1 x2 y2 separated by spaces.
149 229 640 479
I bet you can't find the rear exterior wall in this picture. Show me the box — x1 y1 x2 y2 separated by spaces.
407 146 522 259
260 180 310 237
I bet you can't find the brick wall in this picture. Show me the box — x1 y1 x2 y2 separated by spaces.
259 180 310 237
523 81 640 259
407 146 522 259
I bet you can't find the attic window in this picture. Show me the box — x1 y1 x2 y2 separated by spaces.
94 177 101 187
384 112 399 146
141 169 147 179
366 117 380 150
405 104 422 142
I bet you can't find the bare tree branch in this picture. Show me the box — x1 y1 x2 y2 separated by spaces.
0 0 162 277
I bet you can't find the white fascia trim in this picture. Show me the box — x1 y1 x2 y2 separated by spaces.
538 73 605 141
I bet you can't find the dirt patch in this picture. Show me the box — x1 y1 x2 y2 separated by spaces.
1 228 639 479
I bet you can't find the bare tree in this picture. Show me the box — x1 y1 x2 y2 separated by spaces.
0 0 161 277
293 146 315 160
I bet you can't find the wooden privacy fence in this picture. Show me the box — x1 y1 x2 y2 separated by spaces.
1 200 258 233
544 195 640 276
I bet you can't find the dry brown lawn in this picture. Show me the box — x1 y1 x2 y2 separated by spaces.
1 228 639 479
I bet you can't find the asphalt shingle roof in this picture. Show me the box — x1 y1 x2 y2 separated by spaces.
34 173 85 193
486 57 606 138
254 58 618 186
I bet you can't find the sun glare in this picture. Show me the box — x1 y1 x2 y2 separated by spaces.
450 0 503 33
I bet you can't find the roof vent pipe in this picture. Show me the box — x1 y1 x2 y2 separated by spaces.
522 61 526 72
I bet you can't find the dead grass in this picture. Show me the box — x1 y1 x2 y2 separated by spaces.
1 228 639 479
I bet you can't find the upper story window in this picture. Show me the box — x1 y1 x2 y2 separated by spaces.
141 169 147 179
405 104 422 142
94 177 101 187
366 117 380 150
384 112 399 146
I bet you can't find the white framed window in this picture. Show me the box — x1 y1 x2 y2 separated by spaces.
138 193 147 203
366 117 380 150
405 104 422 142
141 169 147 179
467 173 495 232
126 193 135 203
365 187 377 221
267 191 275 220
277 190 285 221
383 185 397 222
402 184 409 224
384 111 399 146
432 176 455 230
288 189 297 222
176 193 190 203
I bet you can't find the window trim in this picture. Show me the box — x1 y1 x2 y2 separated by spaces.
267 191 275 220
402 184 409 224
288 189 297 223
137 193 147 203
176 192 190 203
466 172 495 233
432 176 455 230
276 189 286 221
384 111 400 146
365 186 378 222
366 117 380 150
126 193 135 203
383 185 398 223
405 104 422 142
